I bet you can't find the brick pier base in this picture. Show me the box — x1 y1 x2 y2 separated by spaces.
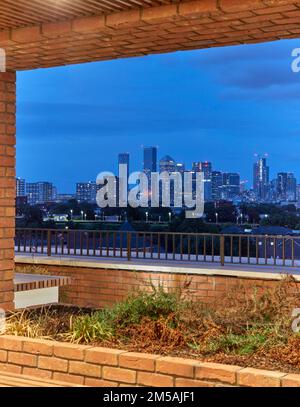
0 71 16 310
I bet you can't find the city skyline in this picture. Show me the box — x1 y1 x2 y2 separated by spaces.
17 147 298 205
17 38 300 193
17 148 297 193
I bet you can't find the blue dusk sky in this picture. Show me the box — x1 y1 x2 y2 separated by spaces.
17 38 300 193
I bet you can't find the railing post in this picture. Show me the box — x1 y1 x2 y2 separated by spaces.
47 230 52 257
220 234 225 266
127 232 131 261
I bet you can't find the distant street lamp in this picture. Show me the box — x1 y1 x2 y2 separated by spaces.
81 211 84 220
146 212 149 223
84 213 87 221
70 209 73 220
169 212 172 223
215 212 219 224
159 216 161 223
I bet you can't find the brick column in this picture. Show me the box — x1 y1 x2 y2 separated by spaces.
0 71 16 311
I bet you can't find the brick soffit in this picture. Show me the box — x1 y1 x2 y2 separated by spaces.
1 0 300 71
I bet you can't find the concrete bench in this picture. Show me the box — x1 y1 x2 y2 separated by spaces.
14 273 71 309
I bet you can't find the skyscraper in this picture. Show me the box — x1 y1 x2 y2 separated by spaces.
222 173 240 200
277 172 287 201
76 182 98 203
277 172 297 202
118 153 130 178
287 173 297 202
16 178 25 197
26 182 55 205
159 155 176 173
176 163 185 174
192 162 201 172
253 156 269 202
143 147 157 177
200 161 212 202
211 171 223 201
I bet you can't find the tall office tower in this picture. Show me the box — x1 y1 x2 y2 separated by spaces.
200 161 212 202
143 147 157 202
159 155 176 173
276 172 297 202
277 173 288 201
253 156 269 202
222 173 241 200
159 156 177 207
76 182 98 203
26 183 39 205
297 185 300 208
16 178 25 197
26 182 55 205
52 186 58 201
143 146 157 177
176 163 185 174
192 162 201 172
269 179 278 202
118 153 130 178
287 173 297 202
211 171 223 201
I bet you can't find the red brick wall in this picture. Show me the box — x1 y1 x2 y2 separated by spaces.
0 335 299 387
5 0 300 71
16 262 299 309
0 71 16 311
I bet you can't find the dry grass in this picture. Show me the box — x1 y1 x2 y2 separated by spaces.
4 276 300 373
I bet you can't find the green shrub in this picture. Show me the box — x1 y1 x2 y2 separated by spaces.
65 314 114 344
105 286 181 328
66 285 182 344
208 329 267 356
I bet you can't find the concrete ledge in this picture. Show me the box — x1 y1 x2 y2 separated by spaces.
15 254 300 282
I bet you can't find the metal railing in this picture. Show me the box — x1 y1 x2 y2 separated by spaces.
14 228 300 268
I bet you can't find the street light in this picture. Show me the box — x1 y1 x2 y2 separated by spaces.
146 212 149 223
84 213 87 221
70 209 73 220
81 210 84 220
215 212 218 224
169 212 172 223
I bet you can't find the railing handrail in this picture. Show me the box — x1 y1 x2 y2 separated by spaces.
14 227 300 268
15 227 300 240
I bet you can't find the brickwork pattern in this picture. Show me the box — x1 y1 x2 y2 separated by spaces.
16 262 299 309
0 71 15 311
0 335 298 387
1 1 300 70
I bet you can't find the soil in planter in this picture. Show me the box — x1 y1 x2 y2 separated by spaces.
5 276 300 374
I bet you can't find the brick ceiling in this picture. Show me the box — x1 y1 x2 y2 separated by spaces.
0 1 185 30
1 0 300 71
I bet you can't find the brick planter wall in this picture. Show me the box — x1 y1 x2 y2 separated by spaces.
0 335 299 387
0 71 16 311
16 261 300 309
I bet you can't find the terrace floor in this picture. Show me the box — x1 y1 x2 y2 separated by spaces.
15 253 300 281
